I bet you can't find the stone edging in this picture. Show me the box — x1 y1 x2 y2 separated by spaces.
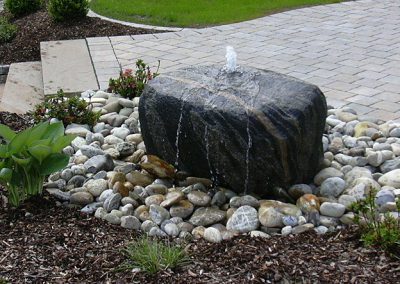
0 65 9 84
87 10 185 32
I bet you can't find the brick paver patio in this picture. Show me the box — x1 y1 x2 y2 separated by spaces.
87 0 400 121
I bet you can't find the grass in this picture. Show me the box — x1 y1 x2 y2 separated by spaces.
90 0 342 28
118 236 190 275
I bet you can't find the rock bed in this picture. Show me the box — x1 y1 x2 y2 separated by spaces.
44 90 400 243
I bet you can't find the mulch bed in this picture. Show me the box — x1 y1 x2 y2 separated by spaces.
0 111 399 283
1 198 399 283
0 8 159 65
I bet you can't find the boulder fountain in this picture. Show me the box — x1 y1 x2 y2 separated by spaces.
139 47 327 196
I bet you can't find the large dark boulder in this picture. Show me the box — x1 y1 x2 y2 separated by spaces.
139 65 327 195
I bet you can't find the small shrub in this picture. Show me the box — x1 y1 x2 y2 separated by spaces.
108 59 159 99
0 122 75 207
0 17 17 43
47 0 89 22
351 190 400 256
119 236 189 275
31 90 100 127
5 0 42 16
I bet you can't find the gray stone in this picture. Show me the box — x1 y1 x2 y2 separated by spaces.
148 227 167 237
170 200 194 219
319 215 339 227
258 207 284 228
288 184 313 199
60 169 73 181
141 220 157 233
320 202 346 218
111 127 130 140
116 142 136 157
80 145 104 158
315 225 329 234
375 189 395 207
84 179 108 197
95 207 107 219
314 167 344 185
84 154 114 173
139 66 326 195
70 192 93 205
45 188 70 201
282 215 298 227
378 169 400 188
164 223 180 237
99 189 114 202
211 190 227 207
149 204 170 225
380 158 400 174
67 175 86 188
71 136 87 151
187 191 211 206
81 202 103 214
281 226 292 236
226 205 259 233
203 227 222 243
389 128 400 137
104 193 122 212
104 213 121 225
229 195 260 208
320 177 346 197
121 216 141 230
66 124 90 137
338 194 357 210
292 224 314 234
189 207 226 226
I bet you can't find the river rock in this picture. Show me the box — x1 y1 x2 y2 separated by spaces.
70 192 93 205
319 202 346 218
378 169 400 188
121 216 141 230
187 191 211 206
140 155 175 179
103 193 122 212
84 154 114 173
170 200 194 218
226 205 259 233
84 179 108 197
314 167 343 185
229 195 260 208
189 207 226 226
149 204 170 225
139 65 327 195
203 227 222 243
320 177 346 197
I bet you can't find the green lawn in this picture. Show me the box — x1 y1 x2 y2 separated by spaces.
90 0 342 28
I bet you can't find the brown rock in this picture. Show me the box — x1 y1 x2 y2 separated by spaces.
140 155 175 178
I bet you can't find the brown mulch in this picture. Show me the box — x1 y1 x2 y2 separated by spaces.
0 8 159 65
0 111 33 131
0 196 399 283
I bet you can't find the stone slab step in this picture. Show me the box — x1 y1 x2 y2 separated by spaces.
41 39 99 96
0 62 44 114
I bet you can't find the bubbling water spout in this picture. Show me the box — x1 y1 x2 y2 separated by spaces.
225 46 237 73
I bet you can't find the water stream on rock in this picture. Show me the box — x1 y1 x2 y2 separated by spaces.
174 93 191 167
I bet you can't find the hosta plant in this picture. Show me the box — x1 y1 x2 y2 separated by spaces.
0 122 75 207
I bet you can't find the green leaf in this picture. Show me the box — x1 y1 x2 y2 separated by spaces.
0 124 16 141
42 122 65 140
28 145 52 163
0 168 12 182
8 128 31 154
0 145 8 158
29 138 52 147
12 155 32 167
26 122 49 145
51 134 76 153
40 153 69 175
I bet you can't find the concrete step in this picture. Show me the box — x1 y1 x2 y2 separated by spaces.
0 62 44 114
41 39 99 96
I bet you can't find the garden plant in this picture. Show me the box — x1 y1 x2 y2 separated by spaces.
0 17 17 44
0 121 75 207
31 90 100 127
48 0 89 22
108 59 159 99
5 0 42 16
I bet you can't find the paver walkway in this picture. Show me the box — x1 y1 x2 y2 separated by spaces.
88 0 400 121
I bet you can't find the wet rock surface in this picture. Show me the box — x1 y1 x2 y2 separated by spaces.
139 65 327 194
